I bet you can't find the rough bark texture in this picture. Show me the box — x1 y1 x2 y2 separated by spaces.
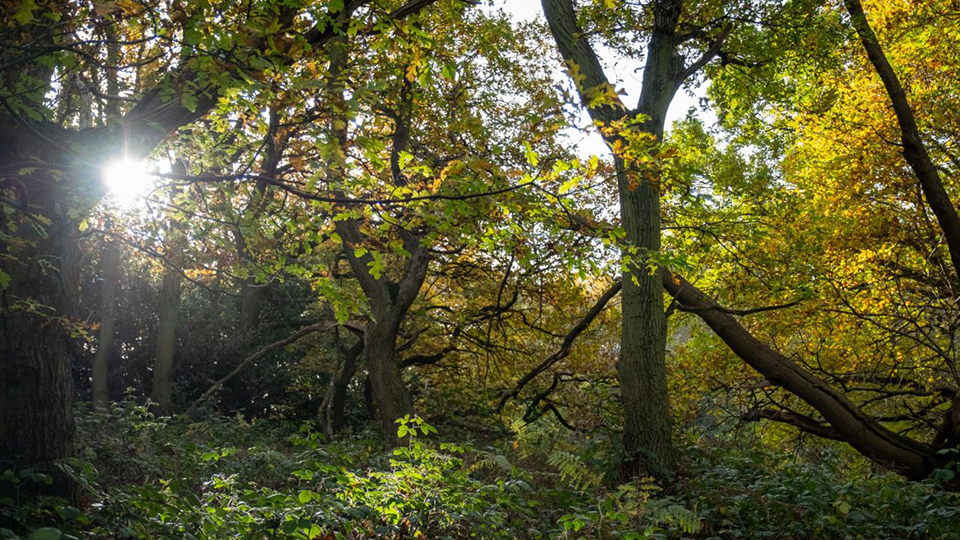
0 185 79 498
0 132 82 500
662 270 940 480
542 0 701 479
92 239 121 410
150 268 182 415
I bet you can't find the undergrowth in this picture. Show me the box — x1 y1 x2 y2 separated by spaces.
2 400 959 539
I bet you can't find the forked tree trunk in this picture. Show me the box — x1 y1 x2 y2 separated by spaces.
92 238 121 410
541 0 706 479
150 267 182 415
319 338 363 438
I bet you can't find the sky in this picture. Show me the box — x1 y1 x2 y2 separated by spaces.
482 0 713 157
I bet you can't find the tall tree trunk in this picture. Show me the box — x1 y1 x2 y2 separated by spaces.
541 0 706 478
150 267 182 415
319 337 363 438
92 238 121 410
0 170 81 500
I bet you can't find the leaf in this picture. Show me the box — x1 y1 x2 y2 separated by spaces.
28 528 62 540
14 0 38 25
523 142 539 167
181 91 198 113
183 28 203 46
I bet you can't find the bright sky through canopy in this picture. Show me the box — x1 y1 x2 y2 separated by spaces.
102 159 152 204
486 0 712 157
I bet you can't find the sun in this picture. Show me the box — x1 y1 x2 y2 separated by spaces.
102 159 152 204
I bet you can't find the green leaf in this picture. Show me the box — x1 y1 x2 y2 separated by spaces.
183 28 203 46
523 142 539 167
28 528 62 540
181 91 198 113
14 0 37 25
298 490 312 504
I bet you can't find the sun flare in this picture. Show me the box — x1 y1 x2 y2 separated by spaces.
102 159 152 203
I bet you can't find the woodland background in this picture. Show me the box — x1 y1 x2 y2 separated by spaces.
2 0 960 538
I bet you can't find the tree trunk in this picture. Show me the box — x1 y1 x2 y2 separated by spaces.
319 338 363 438
150 267 182 415
238 277 267 332
364 316 414 446
541 0 692 479
92 238 121 410
0 169 80 501
615 155 675 478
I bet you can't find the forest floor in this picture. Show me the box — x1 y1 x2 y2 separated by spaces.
3 401 960 540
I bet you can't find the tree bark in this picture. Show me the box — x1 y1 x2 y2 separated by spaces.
662 269 940 480
0 165 81 500
541 0 702 479
150 267 182 415
92 238 121 410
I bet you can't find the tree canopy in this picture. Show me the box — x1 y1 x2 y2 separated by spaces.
3 0 960 538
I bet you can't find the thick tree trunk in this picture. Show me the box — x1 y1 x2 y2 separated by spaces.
92 239 121 410
0 167 80 500
150 267 182 415
319 338 363 438
616 159 676 478
364 317 414 445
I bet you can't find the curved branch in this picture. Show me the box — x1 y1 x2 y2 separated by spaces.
498 280 622 411
186 321 337 414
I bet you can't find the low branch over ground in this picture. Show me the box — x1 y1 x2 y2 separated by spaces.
186 321 338 414
498 280 622 411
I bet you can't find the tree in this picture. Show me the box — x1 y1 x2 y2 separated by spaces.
539 0 732 479
657 0 960 481
0 0 452 495
92 237 121 410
